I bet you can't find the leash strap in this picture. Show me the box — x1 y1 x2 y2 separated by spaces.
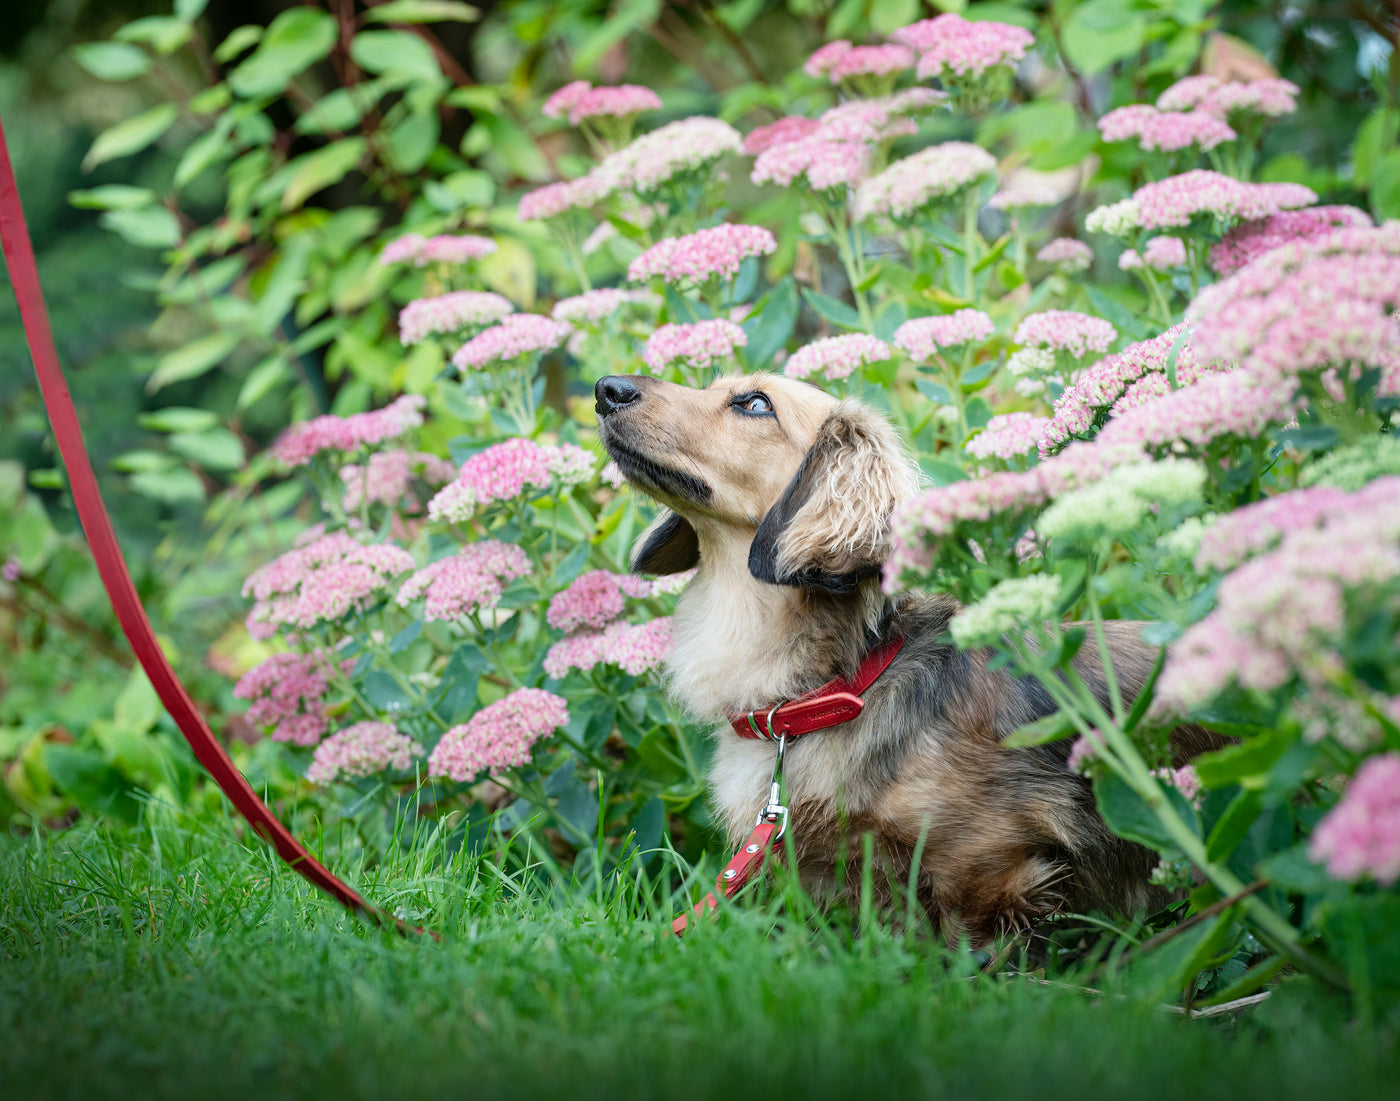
671 817 781 936
0 113 427 938
729 634 905 740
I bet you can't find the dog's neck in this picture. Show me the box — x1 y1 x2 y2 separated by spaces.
664 520 888 723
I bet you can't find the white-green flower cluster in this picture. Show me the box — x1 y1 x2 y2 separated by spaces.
1037 459 1206 544
1085 198 1141 238
1154 514 1214 561
949 574 1064 648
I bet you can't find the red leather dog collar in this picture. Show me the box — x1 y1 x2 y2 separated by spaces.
728 635 905 741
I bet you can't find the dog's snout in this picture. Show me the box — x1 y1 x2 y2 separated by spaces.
595 375 641 417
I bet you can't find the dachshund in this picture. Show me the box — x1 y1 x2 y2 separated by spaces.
595 371 1215 943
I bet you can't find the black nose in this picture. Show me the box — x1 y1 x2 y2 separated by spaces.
595 375 641 417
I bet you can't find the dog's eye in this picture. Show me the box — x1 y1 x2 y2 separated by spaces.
733 393 774 416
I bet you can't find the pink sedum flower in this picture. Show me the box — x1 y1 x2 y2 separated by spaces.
544 617 674 679
783 333 892 382
380 232 426 265
233 649 351 746
853 142 997 222
751 138 871 193
827 44 915 83
742 116 820 155
1157 76 1299 120
1123 236 1188 271
815 89 945 143
643 319 748 373
899 14 1034 80
596 117 742 195
1195 485 1352 571
429 688 569 781
1209 206 1373 277
628 223 777 286
339 449 457 513
427 438 594 522
1014 311 1117 358
894 310 995 359
272 395 427 467
1098 105 1236 152
417 234 497 264
551 288 657 325
517 176 609 222
1133 170 1316 230
1036 238 1093 271
1309 753 1400 885
399 291 513 345
395 541 530 622
804 40 853 79
242 533 415 639
307 721 423 784
568 84 662 125
547 570 631 633
542 80 591 120
451 314 573 371
966 412 1051 460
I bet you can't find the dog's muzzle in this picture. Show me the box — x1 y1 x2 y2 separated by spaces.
595 375 641 418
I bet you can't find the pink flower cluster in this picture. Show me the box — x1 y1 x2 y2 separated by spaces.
517 176 608 222
306 721 423 784
399 291 513 345
1133 170 1317 230
451 314 573 371
894 14 1035 80
382 233 496 267
1119 236 1188 272
643 319 748 373
542 80 591 120
988 169 1067 210
1309 752 1400 886
544 617 673 679
743 116 820 155
551 288 656 325
428 687 569 781
242 533 415 639
783 333 892 382
815 89 945 142
627 223 777 285
596 117 743 195
563 83 662 126
1095 370 1298 453
827 44 915 83
1209 206 1373 276
1014 311 1117 358
1189 223 1400 386
853 142 997 221
1098 105 1236 152
339 449 457 513
1036 238 1093 271
549 570 631 632
395 541 531 622
804 40 853 79
272 395 427 467
233 649 352 746
1155 477 1400 718
751 137 871 194
1194 484 1352 571
966 412 1051 460
1156 76 1300 119
1154 765 1203 807
893 310 995 359
427 438 595 523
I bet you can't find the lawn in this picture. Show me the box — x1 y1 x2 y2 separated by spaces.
2 811 1394 1101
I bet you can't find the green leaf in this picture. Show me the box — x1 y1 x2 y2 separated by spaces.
113 668 161 734
147 332 241 392
114 16 191 54
1003 708 1078 748
801 287 863 331
129 467 206 504
174 115 237 187
228 8 337 99
1193 730 1292 790
83 103 177 170
1095 772 1199 852
111 449 177 474
1351 106 1397 190
72 41 152 81
423 169 495 211
281 138 367 210
236 356 292 411
99 207 180 250
1369 148 1400 222
295 83 388 135
1274 424 1341 452
1060 0 1147 76
1204 789 1262 863
914 379 952 405
549 542 592 589
351 29 440 78
68 185 157 210
176 0 210 21
136 407 219 433
742 277 798 369
169 428 245 471
574 0 660 72
366 1 481 22
386 110 440 173
213 24 261 63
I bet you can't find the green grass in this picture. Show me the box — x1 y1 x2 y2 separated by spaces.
2 807 1396 1101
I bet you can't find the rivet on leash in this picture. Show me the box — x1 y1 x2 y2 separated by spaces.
722 869 737 880
745 844 760 854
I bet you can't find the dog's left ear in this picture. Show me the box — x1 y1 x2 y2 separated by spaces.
749 400 921 593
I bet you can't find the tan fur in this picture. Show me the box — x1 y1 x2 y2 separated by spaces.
595 371 1216 944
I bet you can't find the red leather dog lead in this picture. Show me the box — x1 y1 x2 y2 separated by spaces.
674 635 905 936
0 114 427 938
728 635 905 741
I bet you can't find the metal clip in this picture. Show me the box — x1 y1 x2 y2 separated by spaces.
745 702 785 741
754 733 789 840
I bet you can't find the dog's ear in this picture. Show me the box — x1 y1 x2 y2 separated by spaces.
632 509 700 575
749 401 920 593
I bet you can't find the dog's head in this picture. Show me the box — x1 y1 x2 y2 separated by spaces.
595 373 920 594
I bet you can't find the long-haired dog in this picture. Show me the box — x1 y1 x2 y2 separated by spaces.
595 371 1214 943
